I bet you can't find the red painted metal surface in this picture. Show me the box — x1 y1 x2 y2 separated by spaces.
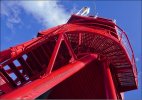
47 57 120 99
0 14 137 99
0 54 97 99
101 60 117 99
46 33 63 74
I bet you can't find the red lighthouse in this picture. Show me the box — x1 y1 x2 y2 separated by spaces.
0 7 138 99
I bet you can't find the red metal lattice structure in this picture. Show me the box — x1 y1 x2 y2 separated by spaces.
0 11 138 99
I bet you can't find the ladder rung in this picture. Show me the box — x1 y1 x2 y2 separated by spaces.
8 63 26 83
32 49 45 69
0 68 17 87
42 43 52 57
41 46 50 59
17 57 34 77
34 48 48 67
27 52 42 71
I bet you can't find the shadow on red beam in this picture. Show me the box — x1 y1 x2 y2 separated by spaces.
0 54 98 99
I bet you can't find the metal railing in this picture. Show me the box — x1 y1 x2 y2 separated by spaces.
84 16 137 77
115 25 137 77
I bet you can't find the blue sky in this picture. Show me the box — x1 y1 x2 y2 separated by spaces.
0 0 141 100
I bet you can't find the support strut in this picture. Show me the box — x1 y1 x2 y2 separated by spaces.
0 54 98 99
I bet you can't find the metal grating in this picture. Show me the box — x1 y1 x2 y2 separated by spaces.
66 32 137 92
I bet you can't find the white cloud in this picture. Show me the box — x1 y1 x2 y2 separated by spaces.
1 1 22 30
135 57 139 62
1 1 71 28
21 1 70 27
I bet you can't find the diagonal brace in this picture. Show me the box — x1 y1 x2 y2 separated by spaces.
46 33 63 74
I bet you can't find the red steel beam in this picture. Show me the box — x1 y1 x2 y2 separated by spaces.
0 54 98 99
102 60 117 99
0 49 11 63
46 33 63 74
63 34 77 60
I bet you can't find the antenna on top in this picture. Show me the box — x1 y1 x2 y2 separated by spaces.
76 7 90 16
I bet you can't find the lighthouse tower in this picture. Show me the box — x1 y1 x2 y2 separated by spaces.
0 7 138 99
